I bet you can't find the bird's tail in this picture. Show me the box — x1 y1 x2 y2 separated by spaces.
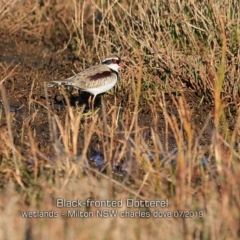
47 80 71 87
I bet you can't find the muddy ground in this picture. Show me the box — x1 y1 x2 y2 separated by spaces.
0 34 236 181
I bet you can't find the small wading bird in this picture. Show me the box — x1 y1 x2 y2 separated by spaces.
48 55 124 109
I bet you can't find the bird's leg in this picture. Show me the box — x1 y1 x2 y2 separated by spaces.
91 95 96 110
88 95 92 109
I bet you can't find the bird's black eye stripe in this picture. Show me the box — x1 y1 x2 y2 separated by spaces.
102 60 112 65
112 59 121 64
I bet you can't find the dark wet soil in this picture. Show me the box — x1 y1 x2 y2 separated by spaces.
0 34 237 180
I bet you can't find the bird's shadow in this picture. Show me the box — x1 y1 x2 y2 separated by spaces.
53 91 101 110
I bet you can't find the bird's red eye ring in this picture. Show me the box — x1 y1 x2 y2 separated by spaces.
112 59 117 63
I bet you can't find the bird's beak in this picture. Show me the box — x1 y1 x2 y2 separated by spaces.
119 62 124 68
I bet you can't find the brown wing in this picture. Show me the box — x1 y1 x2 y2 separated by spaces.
78 64 116 89
83 71 116 88
89 71 113 81
51 64 115 89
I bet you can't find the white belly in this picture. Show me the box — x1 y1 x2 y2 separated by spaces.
84 78 118 96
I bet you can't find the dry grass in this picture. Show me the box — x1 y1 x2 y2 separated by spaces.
0 0 240 239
